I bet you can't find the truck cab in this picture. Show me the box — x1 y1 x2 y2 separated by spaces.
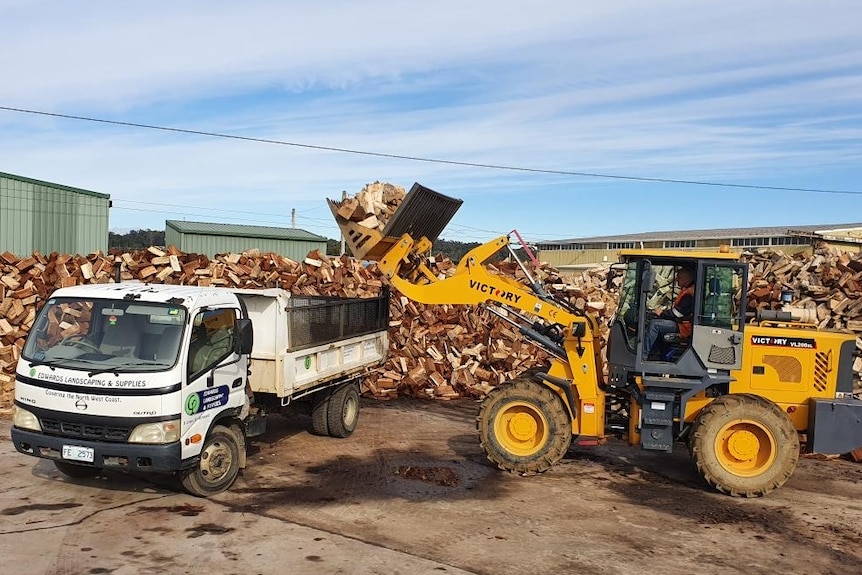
11 282 388 496
12 283 251 494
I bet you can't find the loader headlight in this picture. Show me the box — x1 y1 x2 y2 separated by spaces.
13 406 42 432
129 420 180 444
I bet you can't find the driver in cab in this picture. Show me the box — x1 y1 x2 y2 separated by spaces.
643 267 695 360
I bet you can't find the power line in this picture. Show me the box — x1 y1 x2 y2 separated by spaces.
112 205 335 232
3 104 862 196
114 198 294 220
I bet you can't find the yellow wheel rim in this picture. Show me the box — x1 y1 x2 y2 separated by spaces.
715 419 777 477
494 401 549 457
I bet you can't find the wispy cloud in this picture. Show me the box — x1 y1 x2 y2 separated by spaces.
1 1 861 240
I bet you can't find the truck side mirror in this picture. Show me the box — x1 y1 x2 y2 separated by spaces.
234 318 254 355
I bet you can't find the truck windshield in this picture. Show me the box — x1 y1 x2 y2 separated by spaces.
22 298 187 373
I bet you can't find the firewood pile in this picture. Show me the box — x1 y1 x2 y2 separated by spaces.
334 181 407 232
743 247 862 332
2 232 862 409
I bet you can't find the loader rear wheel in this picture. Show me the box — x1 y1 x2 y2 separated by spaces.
477 378 571 474
689 394 799 497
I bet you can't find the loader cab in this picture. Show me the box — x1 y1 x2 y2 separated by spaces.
607 250 748 382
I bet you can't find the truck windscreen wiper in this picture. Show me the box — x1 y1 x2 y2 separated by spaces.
87 360 167 377
27 359 66 370
86 366 120 377
29 358 101 370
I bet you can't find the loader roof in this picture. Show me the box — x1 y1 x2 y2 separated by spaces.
617 248 740 261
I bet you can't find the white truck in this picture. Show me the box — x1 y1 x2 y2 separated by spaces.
11 282 389 496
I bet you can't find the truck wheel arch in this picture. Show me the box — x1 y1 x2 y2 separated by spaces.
209 411 247 469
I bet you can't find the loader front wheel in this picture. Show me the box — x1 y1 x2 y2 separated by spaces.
477 379 571 474
689 394 799 497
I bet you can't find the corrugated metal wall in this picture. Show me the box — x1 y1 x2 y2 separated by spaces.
0 174 109 257
165 229 325 260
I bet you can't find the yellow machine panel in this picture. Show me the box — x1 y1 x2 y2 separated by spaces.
731 324 853 429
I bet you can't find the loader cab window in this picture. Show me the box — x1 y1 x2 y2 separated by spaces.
188 308 236 381
641 263 697 362
698 264 745 331
616 263 640 350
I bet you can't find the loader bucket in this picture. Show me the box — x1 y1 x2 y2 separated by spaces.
329 183 463 261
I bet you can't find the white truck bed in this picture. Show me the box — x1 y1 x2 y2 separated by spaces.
234 288 389 398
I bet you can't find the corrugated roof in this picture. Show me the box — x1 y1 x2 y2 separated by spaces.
0 171 110 199
538 223 862 245
165 220 327 241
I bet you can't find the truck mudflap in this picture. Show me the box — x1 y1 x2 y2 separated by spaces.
11 428 182 473
807 397 862 455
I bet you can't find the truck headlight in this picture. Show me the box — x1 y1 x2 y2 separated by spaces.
13 406 42 432
129 420 180 444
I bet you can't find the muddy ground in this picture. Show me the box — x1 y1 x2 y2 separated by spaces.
1 399 862 575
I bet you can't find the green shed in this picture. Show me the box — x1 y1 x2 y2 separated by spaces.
0 172 110 257
165 220 328 259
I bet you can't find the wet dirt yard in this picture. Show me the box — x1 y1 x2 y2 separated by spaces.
2 398 862 575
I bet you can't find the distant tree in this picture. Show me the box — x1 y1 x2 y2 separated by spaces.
434 239 483 263
108 229 166 250
326 238 343 256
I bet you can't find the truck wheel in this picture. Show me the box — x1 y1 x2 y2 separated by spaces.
689 394 799 497
477 378 571 474
181 424 242 497
326 382 360 438
310 392 330 436
54 461 100 479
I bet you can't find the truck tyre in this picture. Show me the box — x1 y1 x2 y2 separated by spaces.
310 391 330 436
689 394 799 497
181 424 243 497
326 382 360 438
54 460 100 479
477 377 571 474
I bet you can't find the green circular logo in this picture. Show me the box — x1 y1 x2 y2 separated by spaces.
304 356 312 370
30 368 36 378
185 393 201 415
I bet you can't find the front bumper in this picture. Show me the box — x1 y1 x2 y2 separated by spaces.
11 428 182 473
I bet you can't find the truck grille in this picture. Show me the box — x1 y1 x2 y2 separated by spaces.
41 418 131 442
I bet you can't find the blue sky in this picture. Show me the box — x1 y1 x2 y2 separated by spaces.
2 0 862 243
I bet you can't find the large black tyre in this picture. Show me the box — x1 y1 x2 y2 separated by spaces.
181 424 243 497
310 391 330 436
54 460 100 479
689 394 799 497
477 378 571 474
326 382 360 438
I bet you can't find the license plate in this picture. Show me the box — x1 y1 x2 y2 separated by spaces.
62 445 94 463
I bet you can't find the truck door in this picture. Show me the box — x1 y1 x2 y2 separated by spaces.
181 307 247 460
690 263 747 371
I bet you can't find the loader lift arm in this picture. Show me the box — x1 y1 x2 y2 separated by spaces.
330 184 608 476
328 184 596 357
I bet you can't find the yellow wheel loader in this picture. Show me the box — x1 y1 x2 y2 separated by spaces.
330 183 862 497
